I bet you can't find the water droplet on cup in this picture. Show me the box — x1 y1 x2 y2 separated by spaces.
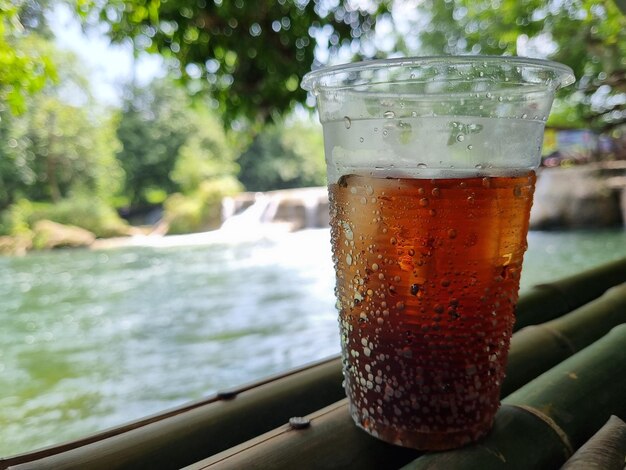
344 116 352 128
467 145 473 150
383 110 395 119
456 134 465 142
359 137 364 143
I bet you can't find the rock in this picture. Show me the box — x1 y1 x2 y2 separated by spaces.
530 166 623 229
33 220 96 250
0 235 33 256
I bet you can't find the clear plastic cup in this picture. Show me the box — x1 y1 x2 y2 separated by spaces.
302 56 574 450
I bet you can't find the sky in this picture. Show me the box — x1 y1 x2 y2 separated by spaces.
48 4 165 106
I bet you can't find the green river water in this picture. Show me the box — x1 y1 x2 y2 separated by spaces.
1 228 625 456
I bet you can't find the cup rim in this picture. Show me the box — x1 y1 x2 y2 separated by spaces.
301 55 575 93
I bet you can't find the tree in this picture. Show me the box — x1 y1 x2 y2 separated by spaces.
115 79 194 207
165 109 243 233
10 95 122 203
0 46 122 208
409 0 626 131
90 0 626 132
0 0 57 113
171 110 239 193
237 120 325 191
89 0 391 124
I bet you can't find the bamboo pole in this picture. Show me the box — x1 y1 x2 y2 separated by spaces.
2 358 344 470
184 400 422 470
401 324 626 470
501 282 626 395
514 257 626 331
560 415 626 470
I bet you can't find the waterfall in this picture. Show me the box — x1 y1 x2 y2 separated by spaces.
220 187 329 232
220 194 284 232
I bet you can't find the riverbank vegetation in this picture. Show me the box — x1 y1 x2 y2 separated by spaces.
2 0 626 254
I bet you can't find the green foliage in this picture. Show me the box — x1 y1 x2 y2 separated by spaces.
170 111 238 193
237 120 325 192
0 93 123 205
116 80 194 207
88 0 626 131
413 0 626 131
89 0 391 124
164 176 242 234
164 106 244 234
25 195 130 238
0 199 33 237
0 1 57 114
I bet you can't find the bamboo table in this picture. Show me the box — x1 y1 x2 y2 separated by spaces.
2 258 626 470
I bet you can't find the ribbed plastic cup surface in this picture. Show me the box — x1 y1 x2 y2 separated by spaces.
302 56 574 450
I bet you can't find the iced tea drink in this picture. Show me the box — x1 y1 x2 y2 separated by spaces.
302 56 574 449
329 172 534 448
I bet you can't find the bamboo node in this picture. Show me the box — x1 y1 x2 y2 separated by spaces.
541 324 578 355
511 404 574 457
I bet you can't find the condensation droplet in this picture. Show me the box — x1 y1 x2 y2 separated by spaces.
346 254 353 265
448 229 457 239
521 113 528 119
383 110 395 119
344 116 352 128
359 137 364 143
456 134 465 142
417 163 428 169
431 187 440 197
419 198 429 207
475 163 484 169
467 145 473 150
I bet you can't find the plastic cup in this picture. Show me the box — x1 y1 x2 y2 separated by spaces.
302 56 574 450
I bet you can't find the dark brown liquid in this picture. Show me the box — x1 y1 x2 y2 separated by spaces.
328 172 535 449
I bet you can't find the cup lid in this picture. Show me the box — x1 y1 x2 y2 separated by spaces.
301 55 575 95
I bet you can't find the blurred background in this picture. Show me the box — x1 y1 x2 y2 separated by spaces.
2 0 626 457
